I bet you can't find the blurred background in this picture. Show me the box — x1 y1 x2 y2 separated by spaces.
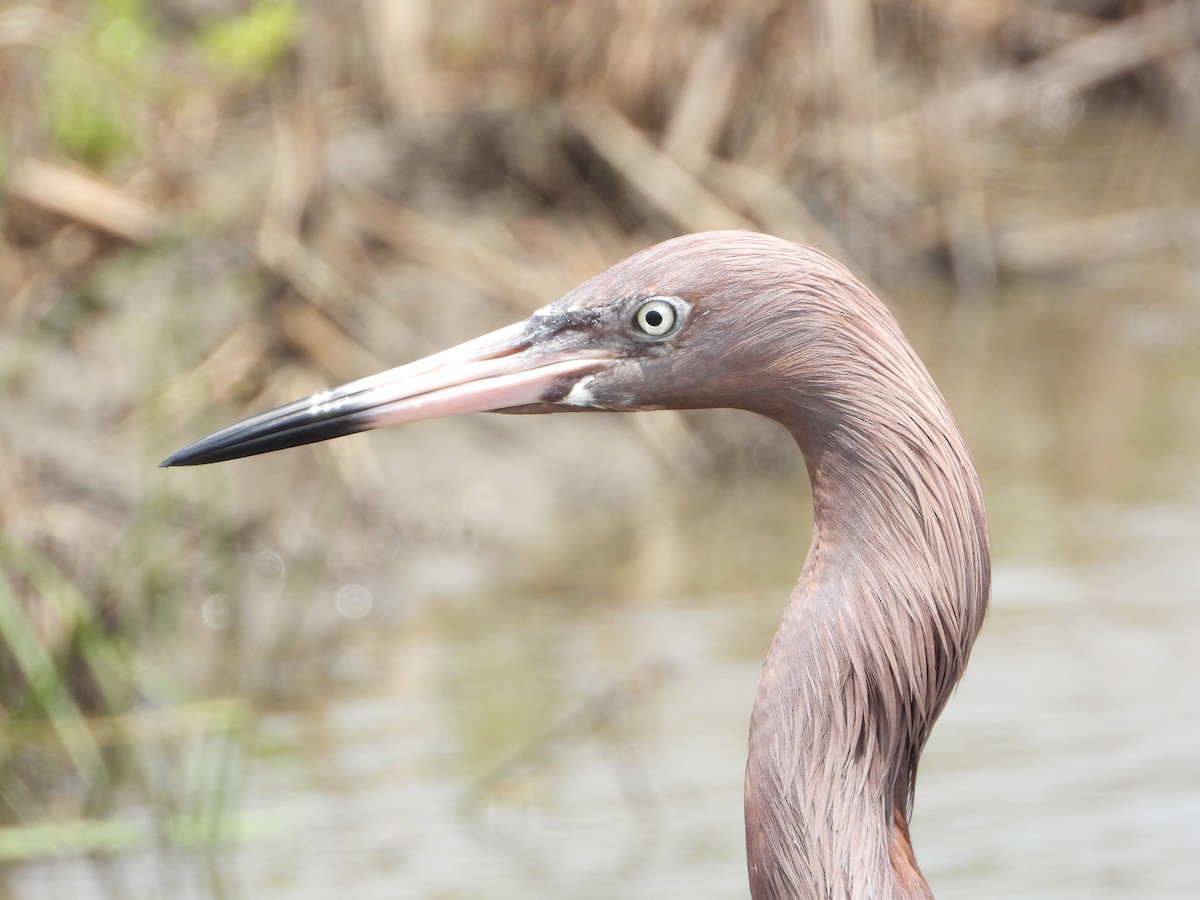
1 0 1198 897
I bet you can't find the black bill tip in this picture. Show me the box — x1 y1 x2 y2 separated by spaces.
160 405 373 467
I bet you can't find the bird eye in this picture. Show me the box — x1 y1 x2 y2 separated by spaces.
634 298 678 337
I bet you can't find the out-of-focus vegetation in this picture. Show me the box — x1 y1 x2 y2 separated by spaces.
198 1 301 80
0 0 1197 888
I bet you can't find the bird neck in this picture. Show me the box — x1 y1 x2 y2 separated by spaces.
744 376 989 900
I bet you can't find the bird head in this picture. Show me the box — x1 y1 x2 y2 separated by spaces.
161 231 862 467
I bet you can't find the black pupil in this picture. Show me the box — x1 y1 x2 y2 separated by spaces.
644 309 664 328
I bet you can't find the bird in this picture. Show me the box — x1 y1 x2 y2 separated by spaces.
163 231 990 899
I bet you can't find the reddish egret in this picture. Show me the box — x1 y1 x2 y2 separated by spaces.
164 231 990 898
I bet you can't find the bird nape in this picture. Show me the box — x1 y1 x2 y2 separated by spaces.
164 230 990 899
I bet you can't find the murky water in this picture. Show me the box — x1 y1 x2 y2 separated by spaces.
8 268 1199 899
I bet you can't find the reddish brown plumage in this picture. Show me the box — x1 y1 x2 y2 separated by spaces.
165 231 991 899
565 233 990 897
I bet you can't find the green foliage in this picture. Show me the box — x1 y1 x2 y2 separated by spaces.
0 488 253 860
92 0 155 63
198 1 302 81
45 53 132 166
44 0 158 166
0 559 106 786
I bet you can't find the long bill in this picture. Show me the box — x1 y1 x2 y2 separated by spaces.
160 320 607 467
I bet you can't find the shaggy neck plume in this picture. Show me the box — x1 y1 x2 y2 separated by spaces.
740 271 990 900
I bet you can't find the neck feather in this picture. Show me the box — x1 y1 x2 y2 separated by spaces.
742 292 990 899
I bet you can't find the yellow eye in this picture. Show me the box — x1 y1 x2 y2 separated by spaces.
635 298 677 337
